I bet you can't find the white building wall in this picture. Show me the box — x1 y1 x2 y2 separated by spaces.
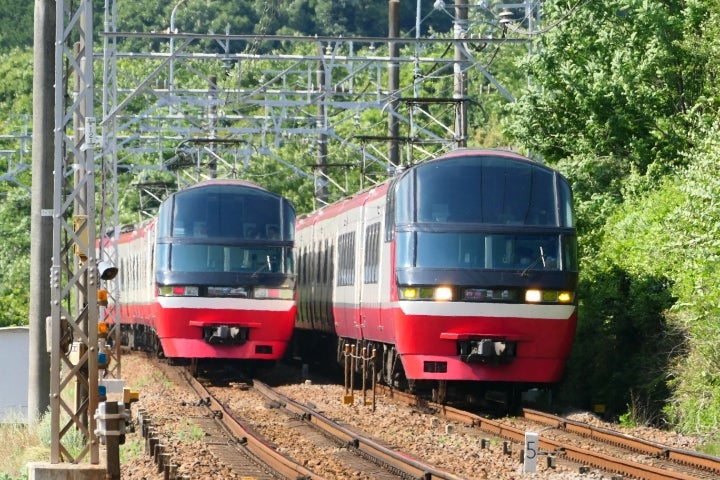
0 327 29 423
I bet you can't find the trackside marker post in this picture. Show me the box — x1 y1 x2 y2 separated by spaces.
524 431 539 473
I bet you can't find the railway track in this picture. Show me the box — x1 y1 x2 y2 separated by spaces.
377 385 720 480
123 352 718 479
155 362 467 479
136 362 318 479
250 379 465 480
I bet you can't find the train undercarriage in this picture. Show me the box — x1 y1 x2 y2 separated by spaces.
332 337 529 411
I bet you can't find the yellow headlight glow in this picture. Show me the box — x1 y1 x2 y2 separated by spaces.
400 287 418 299
558 291 573 303
434 286 453 301
525 289 542 303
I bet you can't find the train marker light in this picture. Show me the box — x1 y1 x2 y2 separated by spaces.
399 287 418 299
558 291 573 303
542 291 559 302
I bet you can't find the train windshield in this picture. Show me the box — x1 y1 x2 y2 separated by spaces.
397 154 573 227
160 185 294 240
393 153 577 272
156 183 295 275
396 232 577 271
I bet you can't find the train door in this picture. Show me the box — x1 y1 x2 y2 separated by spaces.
359 199 383 342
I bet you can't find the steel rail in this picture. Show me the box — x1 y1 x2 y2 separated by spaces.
253 380 467 480
179 369 320 480
523 408 720 476
376 385 714 480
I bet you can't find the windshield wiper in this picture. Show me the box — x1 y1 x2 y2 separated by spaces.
251 255 272 277
521 246 545 277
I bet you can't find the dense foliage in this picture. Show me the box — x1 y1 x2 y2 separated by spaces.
3 0 720 439
504 0 720 437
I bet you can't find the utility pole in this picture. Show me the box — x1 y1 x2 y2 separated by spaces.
316 45 329 205
28 0 55 423
454 0 469 147
388 0 400 167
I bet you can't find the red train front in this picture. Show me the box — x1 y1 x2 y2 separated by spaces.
295 149 578 401
117 179 296 361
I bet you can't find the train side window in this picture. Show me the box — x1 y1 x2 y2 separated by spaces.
324 240 333 285
314 242 322 285
364 222 380 284
337 232 355 286
385 186 396 242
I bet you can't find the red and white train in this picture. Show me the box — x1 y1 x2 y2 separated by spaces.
294 148 578 402
115 179 296 362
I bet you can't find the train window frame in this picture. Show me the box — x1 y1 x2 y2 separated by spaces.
364 222 380 284
337 231 356 286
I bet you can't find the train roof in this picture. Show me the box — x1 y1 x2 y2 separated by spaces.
422 148 545 167
182 178 268 192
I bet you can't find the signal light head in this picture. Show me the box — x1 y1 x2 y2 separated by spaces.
98 289 109 306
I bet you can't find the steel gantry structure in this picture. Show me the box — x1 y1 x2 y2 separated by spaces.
42 0 542 465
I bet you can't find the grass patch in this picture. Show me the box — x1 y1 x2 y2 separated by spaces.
119 436 146 464
0 406 97 478
0 413 49 479
174 420 205 442
127 368 172 390
698 441 720 457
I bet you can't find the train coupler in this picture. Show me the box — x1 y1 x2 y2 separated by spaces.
459 339 516 364
203 326 249 345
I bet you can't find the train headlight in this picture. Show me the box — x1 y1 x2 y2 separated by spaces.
434 286 453 301
525 289 542 303
158 285 199 296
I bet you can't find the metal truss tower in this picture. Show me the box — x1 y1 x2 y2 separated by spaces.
50 0 100 463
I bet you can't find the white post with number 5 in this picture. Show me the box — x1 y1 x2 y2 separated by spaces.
524 431 539 473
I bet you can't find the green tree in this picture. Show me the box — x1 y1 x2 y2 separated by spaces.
0 188 31 327
0 2 32 50
505 0 706 198
0 48 33 115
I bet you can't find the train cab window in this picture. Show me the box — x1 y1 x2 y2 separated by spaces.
170 186 293 240
563 235 579 272
283 200 296 241
559 180 574 228
168 244 290 274
399 231 565 271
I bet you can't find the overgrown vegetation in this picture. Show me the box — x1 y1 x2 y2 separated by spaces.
504 0 720 438
2 0 720 441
